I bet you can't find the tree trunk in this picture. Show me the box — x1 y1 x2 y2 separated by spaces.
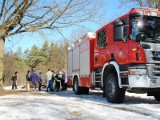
0 38 5 89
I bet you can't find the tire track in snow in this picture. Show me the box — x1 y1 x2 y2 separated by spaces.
96 103 160 120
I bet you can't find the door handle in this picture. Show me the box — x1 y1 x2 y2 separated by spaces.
95 57 98 62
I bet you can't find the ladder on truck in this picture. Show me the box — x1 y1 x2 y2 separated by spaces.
92 69 102 88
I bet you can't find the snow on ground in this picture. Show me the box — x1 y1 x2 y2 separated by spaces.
0 86 160 120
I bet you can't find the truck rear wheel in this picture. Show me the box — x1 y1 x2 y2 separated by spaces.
154 92 160 101
73 77 81 95
105 73 125 103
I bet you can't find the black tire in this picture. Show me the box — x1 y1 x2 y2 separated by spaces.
62 83 67 90
73 77 81 95
105 73 125 103
81 87 89 94
63 85 68 90
154 92 160 101
102 88 106 97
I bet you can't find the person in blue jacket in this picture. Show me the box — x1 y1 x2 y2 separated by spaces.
30 68 39 92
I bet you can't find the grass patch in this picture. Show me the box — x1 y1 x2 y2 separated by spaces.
0 90 48 96
0 90 20 96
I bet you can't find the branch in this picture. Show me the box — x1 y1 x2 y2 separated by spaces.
137 0 143 7
4 0 18 16
56 28 70 44
157 0 160 9
0 0 6 20
6 0 33 32
4 0 102 38
49 0 73 27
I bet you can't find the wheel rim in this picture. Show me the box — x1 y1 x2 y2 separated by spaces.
107 78 116 97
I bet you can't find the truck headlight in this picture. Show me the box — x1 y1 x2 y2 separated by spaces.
129 68 147 75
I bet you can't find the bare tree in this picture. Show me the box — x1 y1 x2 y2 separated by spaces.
70 27 92 42
120 0 160 9
0 0 103 88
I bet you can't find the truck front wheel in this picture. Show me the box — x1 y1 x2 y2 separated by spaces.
105 73 125 103
154 92 160 101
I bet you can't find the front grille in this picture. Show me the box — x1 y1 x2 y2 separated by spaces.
143 43 160 77
154 64 160 76
153 57 160 61
151 51 160 76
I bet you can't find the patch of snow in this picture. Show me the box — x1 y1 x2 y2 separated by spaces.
0 87 160 120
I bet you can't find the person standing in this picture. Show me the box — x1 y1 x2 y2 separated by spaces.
62 70 67 90
54 71 63 92
45 69 53 92
11 71 18 89
38 72 43 91
30 68 39 92
47 70 55 91
26 70 31 91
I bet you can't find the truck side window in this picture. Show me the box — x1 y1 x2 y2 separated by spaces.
114 18 128 41
97 29 106 47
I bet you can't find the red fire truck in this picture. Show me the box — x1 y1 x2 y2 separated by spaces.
67 7 160 103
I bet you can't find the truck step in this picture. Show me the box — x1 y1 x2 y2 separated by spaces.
95 73 101 76
95 81 101 83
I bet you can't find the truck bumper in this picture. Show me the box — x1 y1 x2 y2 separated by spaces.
128 64 160 88
128 75 160 88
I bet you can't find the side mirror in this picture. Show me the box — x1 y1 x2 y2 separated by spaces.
114 20 123 27
136 33 146 42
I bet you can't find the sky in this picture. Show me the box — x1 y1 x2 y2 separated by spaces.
4 0 133 52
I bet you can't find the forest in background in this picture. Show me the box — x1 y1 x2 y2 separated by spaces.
3 40 69 86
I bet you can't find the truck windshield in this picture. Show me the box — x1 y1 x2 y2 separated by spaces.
130 15 160 43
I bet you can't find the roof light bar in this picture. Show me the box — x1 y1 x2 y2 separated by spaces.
131 6 159 11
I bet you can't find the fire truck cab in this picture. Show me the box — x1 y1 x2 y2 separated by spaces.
67 7 160 103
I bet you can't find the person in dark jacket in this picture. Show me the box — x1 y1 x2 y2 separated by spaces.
11 71 18 89
38 72 43 91
61 70 67 90
30 68 39 92
54 71 63 92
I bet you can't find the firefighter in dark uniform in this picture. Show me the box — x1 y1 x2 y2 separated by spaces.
11 71 18 89
54 71 63 92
